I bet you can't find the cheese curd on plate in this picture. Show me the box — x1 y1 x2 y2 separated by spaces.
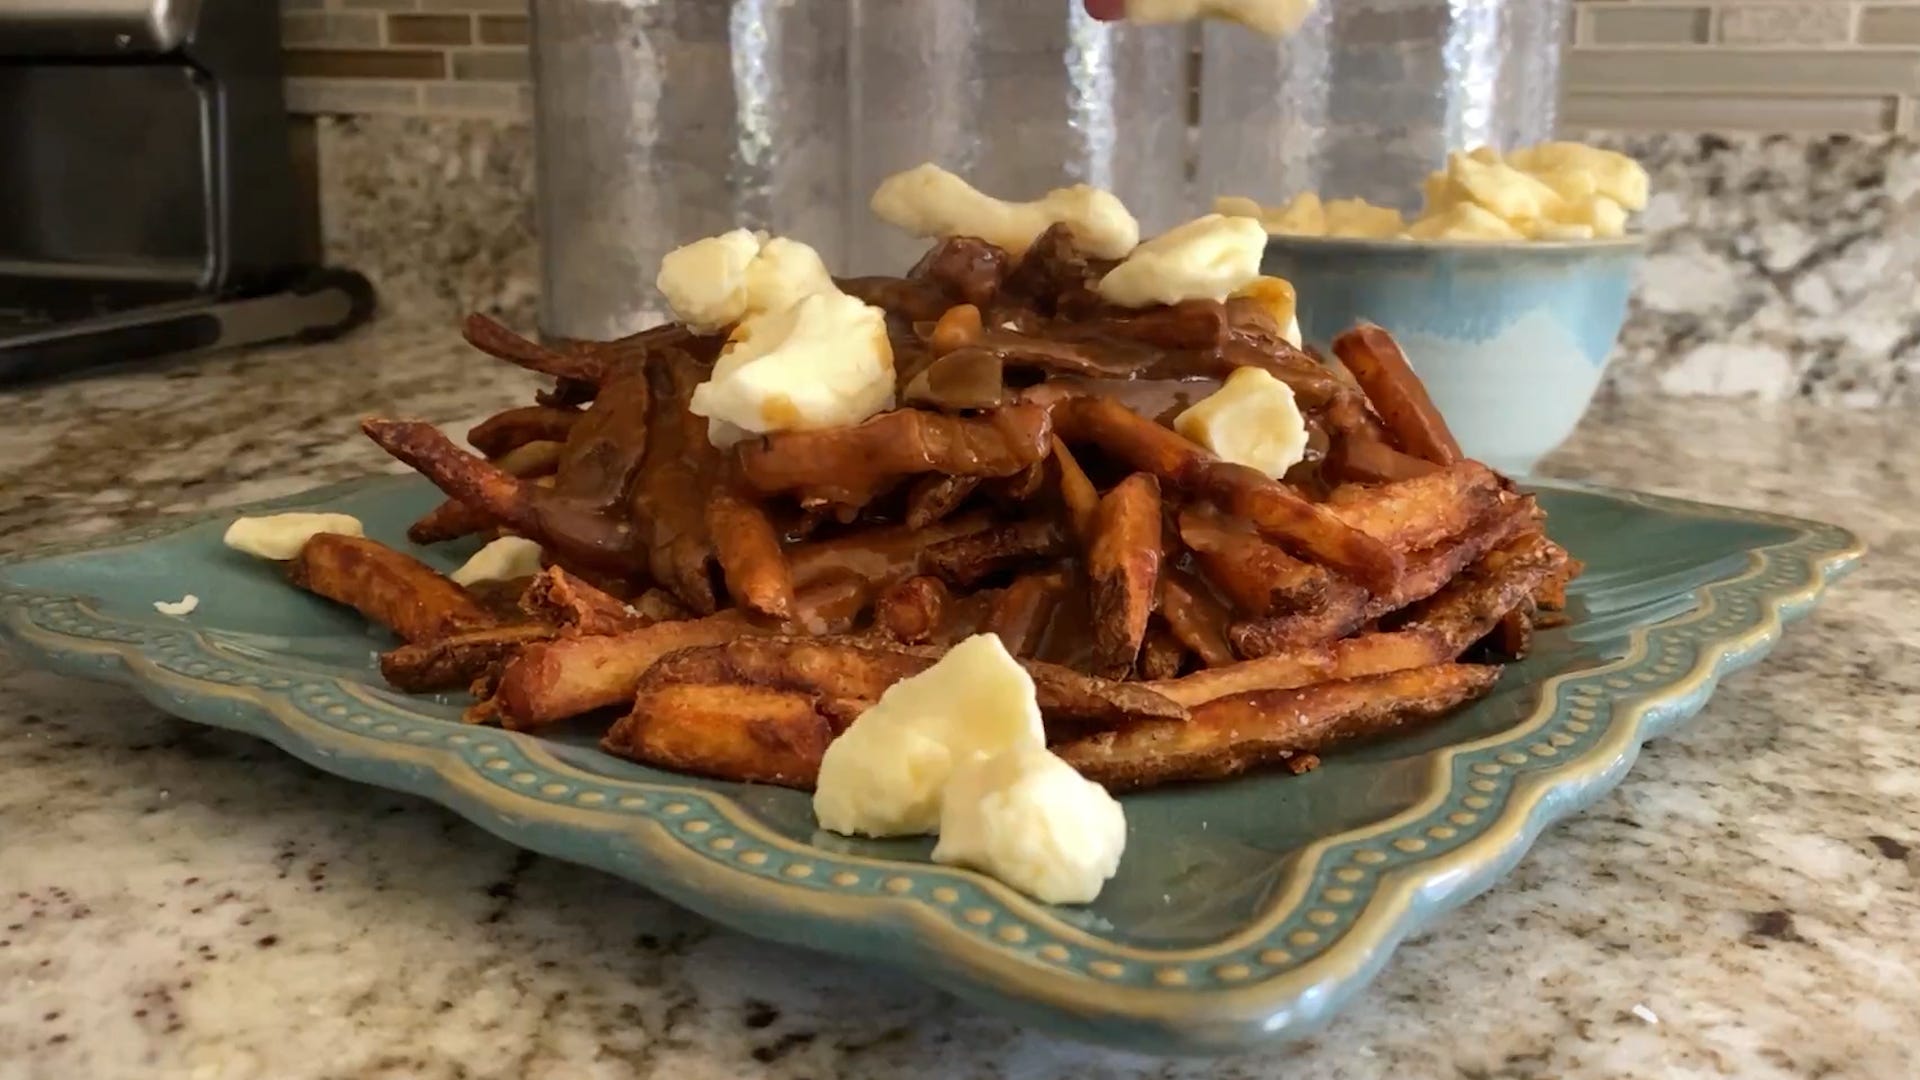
223 512 365 561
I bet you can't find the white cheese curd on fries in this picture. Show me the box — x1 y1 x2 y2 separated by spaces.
1095 213 1268 309
689 289 896 448
1174 366 1311 480
870 163 1139 260
223 512 365 561
815 634 1045 838
932 744 1127 905
449 536 545 586
656 229 837 334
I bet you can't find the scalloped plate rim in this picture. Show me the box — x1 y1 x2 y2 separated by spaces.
0 474 1862 1054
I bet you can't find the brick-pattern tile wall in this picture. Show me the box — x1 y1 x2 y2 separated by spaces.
279 0 1920 132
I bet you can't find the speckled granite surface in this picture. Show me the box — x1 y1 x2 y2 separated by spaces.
2 327 1915 1078
314 118 1920 405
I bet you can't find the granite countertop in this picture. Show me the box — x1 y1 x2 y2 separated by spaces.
2 325 1915 1079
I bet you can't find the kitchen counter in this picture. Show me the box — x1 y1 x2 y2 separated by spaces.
2 327 1915 1079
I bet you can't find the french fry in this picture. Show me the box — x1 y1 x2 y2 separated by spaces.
873 575 952 645
462 313 605 385
984 571 1067 657
609 680 843 788
1157 568 1236 668
380 623 557 693
1147 630 1453 708
904 474 981 529
1324 433 1440 485
1139 623 1187 681
287 533 496 644
466 405 581 458
735 404 1054 508
549 363 652 508
910 236 1011 308
1324 461 1501 552
1178 506 1329 617
488 609 765 730
1333 322 1463 466
1057 664 1500 790
408 439 564 545
788 512 992 592
1049 435 1100 543
922 518 1069 587
1400 531 1570 654
630 351 720 612
518 566 649 636
707 477 796 620
1087 472 1162 677
1053 396 1401 593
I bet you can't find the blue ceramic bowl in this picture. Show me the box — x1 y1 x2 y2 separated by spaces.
1263 236 1644 476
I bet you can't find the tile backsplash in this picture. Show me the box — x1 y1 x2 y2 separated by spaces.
280 1 1920 132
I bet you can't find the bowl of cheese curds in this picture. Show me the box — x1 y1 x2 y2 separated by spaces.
1220 142 1649 476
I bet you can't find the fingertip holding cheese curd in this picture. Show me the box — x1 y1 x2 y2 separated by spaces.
449 535 545 586
688 291 895 447
1221 140 1648 243
932 745 1127 905
870 163 1140 260
223 512 365 561
1125 0 1317 38
1095 213 1267 308
1174 366 1310 480
812 633 1045 838
655 229 836 334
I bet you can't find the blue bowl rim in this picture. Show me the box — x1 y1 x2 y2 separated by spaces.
1260 233 1649 257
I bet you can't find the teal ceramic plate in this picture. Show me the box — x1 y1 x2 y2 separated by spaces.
0 476 1860 1055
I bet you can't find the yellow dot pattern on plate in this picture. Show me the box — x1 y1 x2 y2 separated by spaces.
1463 795 1491 810
1216 964 1252 982
831 872 859 887
1469 779 1497 793
711 837 736 851
739 851 768 866
884 877 913 894
1567 721 1591 734
682 820 711 835
962 908 993 925
783 863 813 879
1324 887 1354 903
1549 733 1576 747
996 926 1028 944
1258 949 1292 965
1306 910 1337 926
325 704 348 716
1039 945 1070 962
1352 849 1386 865
1154 968 1189 986
510 772 536 785
1449 812 1477 826
1393 837 1428 853
1498 751 1528 766
576 792 606 806
1334 868 1364 883
1090 961 1125 979
1569 707 1597 721
1289 930 1320 947
1606 677 1632 689
1428 826 1457 840
663 802 690 816
1530 743 1557 757
618 796 648 809
931 887 959 904
484 760 510 772
1472 763 1503 776
447 733 469 745
541 783 568 796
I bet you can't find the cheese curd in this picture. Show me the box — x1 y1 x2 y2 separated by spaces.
153 594 199 617
1230 276 1304 348
688 290 895 447
449 536 545 586
812 634 1045 838
1095 214 1267 309
1219 140 1648 243
655 229 836 334
931 745 1127 905
1124 0 1317 37
223 512 365 561
870 163 1139 259
1174 366 1310 479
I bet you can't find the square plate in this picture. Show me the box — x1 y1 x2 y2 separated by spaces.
0 475 1860 1054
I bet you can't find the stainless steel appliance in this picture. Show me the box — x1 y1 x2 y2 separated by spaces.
0 0 373 384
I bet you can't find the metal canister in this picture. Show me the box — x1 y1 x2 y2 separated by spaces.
531 0 851 341
1197 0 1571 213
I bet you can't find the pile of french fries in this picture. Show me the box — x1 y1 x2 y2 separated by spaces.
286 226 1577 792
